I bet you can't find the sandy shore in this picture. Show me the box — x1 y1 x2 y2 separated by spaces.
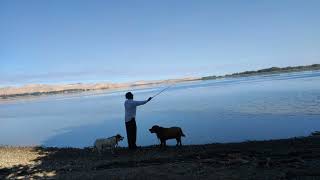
1 136 320 180
0 78 198 99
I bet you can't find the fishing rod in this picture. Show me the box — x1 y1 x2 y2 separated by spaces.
152 83 175 98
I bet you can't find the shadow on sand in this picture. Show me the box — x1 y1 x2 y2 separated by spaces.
1 137 320 179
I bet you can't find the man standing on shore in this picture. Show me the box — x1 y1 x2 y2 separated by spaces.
124 92 152 149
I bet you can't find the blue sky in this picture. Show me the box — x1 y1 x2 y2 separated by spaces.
1 0 320 86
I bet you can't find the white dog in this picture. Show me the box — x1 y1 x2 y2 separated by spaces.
94 134 124 154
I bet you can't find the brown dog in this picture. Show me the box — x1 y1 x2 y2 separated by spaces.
149 125 185 147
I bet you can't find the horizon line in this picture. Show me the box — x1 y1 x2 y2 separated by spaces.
1 63 319 88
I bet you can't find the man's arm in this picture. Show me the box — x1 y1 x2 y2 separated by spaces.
133 97 152 106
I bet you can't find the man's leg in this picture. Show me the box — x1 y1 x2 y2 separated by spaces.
125 121 133 149
131 118 137 148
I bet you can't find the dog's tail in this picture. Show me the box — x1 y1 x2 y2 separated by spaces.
180 129 186 137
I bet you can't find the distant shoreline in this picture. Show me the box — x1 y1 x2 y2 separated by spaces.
1 64 319 100
0 78 198 100
201 64 320 80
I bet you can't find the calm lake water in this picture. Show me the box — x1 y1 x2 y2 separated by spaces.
1 71 320 148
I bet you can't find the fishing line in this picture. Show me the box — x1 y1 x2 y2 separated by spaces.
152 83 175 98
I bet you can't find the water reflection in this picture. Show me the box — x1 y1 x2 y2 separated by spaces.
0 71 320 147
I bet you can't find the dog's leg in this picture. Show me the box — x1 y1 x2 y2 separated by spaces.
176 137 180 146
97 145 101 154
101 144 105 154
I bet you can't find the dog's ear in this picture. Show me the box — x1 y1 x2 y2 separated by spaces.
116 134 122 140
151 126 159 133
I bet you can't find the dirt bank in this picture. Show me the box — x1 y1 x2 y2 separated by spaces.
1 136 320 179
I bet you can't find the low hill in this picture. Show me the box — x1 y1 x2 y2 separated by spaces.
0 78 197 99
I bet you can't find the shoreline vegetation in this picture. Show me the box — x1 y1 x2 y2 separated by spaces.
1 64 319 100
1 134 320 179
201 63 320 80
